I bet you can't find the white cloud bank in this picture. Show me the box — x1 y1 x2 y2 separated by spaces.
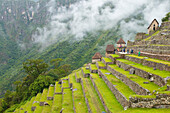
32 0 170 48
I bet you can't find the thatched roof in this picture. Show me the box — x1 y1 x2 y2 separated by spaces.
147 19 159 29
92 52 102 59
117 38 126 44
106 45 115 52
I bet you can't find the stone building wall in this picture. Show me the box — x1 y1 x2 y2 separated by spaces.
98 70 130 108
125 56 170 71
130 94 170 108
116 60 166 87
107 66 150 95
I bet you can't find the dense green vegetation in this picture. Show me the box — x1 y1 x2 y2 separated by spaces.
0 59 71 112
162 12 170 22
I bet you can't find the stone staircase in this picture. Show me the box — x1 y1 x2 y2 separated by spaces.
14 54 170 113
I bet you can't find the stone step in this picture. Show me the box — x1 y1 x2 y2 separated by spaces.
31 93 42 111
47 85 55 100
81 67 90 78
89 63 98 73
107 64 160 95
116 59 170 86
96 61 107 69
125 54 170 71
69 73 88 113
41 88 53 113
54 82 62 94
62 89 74 113
90 73 123 113
102 57 114 66
98 69 136 108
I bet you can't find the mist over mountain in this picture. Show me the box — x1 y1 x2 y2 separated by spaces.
33 0 170 48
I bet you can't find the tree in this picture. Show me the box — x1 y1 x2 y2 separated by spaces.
162 12 170 22
23 59 49 79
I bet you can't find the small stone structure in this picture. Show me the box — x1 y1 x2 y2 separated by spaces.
92 52 102 63
117 38 126 48
148 19 159 35
105 45 115 57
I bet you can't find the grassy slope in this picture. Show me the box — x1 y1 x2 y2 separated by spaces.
117 59 170 78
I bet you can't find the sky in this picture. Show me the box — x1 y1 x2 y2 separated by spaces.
32 0 170 48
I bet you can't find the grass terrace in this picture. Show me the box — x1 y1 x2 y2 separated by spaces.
81 77 105 113
82 67 90 74
103 57 112 62
127 54 170 66
41 99 53 113
20 101 30 113
90 64 98 70
23 97 35 113
32 93 42 107
117 59 170 78
62 89 74 113
47 86 54 97
91 73 123 112
34 105 43 113
110 54 120 58
55 82 62 93
100 69 136 100
130 95 156 99
109 64 160 92
40 89 48 102
51 94 62 113
76 71 81 78
71 74 88 113
62 80 69 88
144 30 159 41
97 61 106 67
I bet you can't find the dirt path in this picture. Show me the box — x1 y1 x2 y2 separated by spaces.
85 78 103 113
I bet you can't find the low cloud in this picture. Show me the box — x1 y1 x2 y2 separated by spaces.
32 0 170 48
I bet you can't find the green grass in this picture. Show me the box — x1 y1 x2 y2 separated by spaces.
34 105 44 113
62 80 69 88
127 54 170 66
41 99 53 113
108 64 160 92
82 67 90 74
40 89 48 102
20 101 30 113
22 97 35 113
62 89 74 113
97 61 106 67
100 69 136 100
32 93 42 107
51 94 62 113
103 57 112 62
110 54 120 58
90 64 98 70
47 86 54 97
131 95 156 99
91 73 123 112
117 59 170 78
76 71 81 78
82 77 105 113
55 82 62 93
144 31 159 41
71 74 88 113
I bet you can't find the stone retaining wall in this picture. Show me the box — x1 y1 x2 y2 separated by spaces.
130 94 170 108
125 56 170 71
81 68 90 78
81 79 92 113
98 70 130 108
107 66 150 95
108 55 121 64
89 65 98 73
116 60 166 87
90 75 111 113
96 62 107 69
102 58 114 66
75 73 81 83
